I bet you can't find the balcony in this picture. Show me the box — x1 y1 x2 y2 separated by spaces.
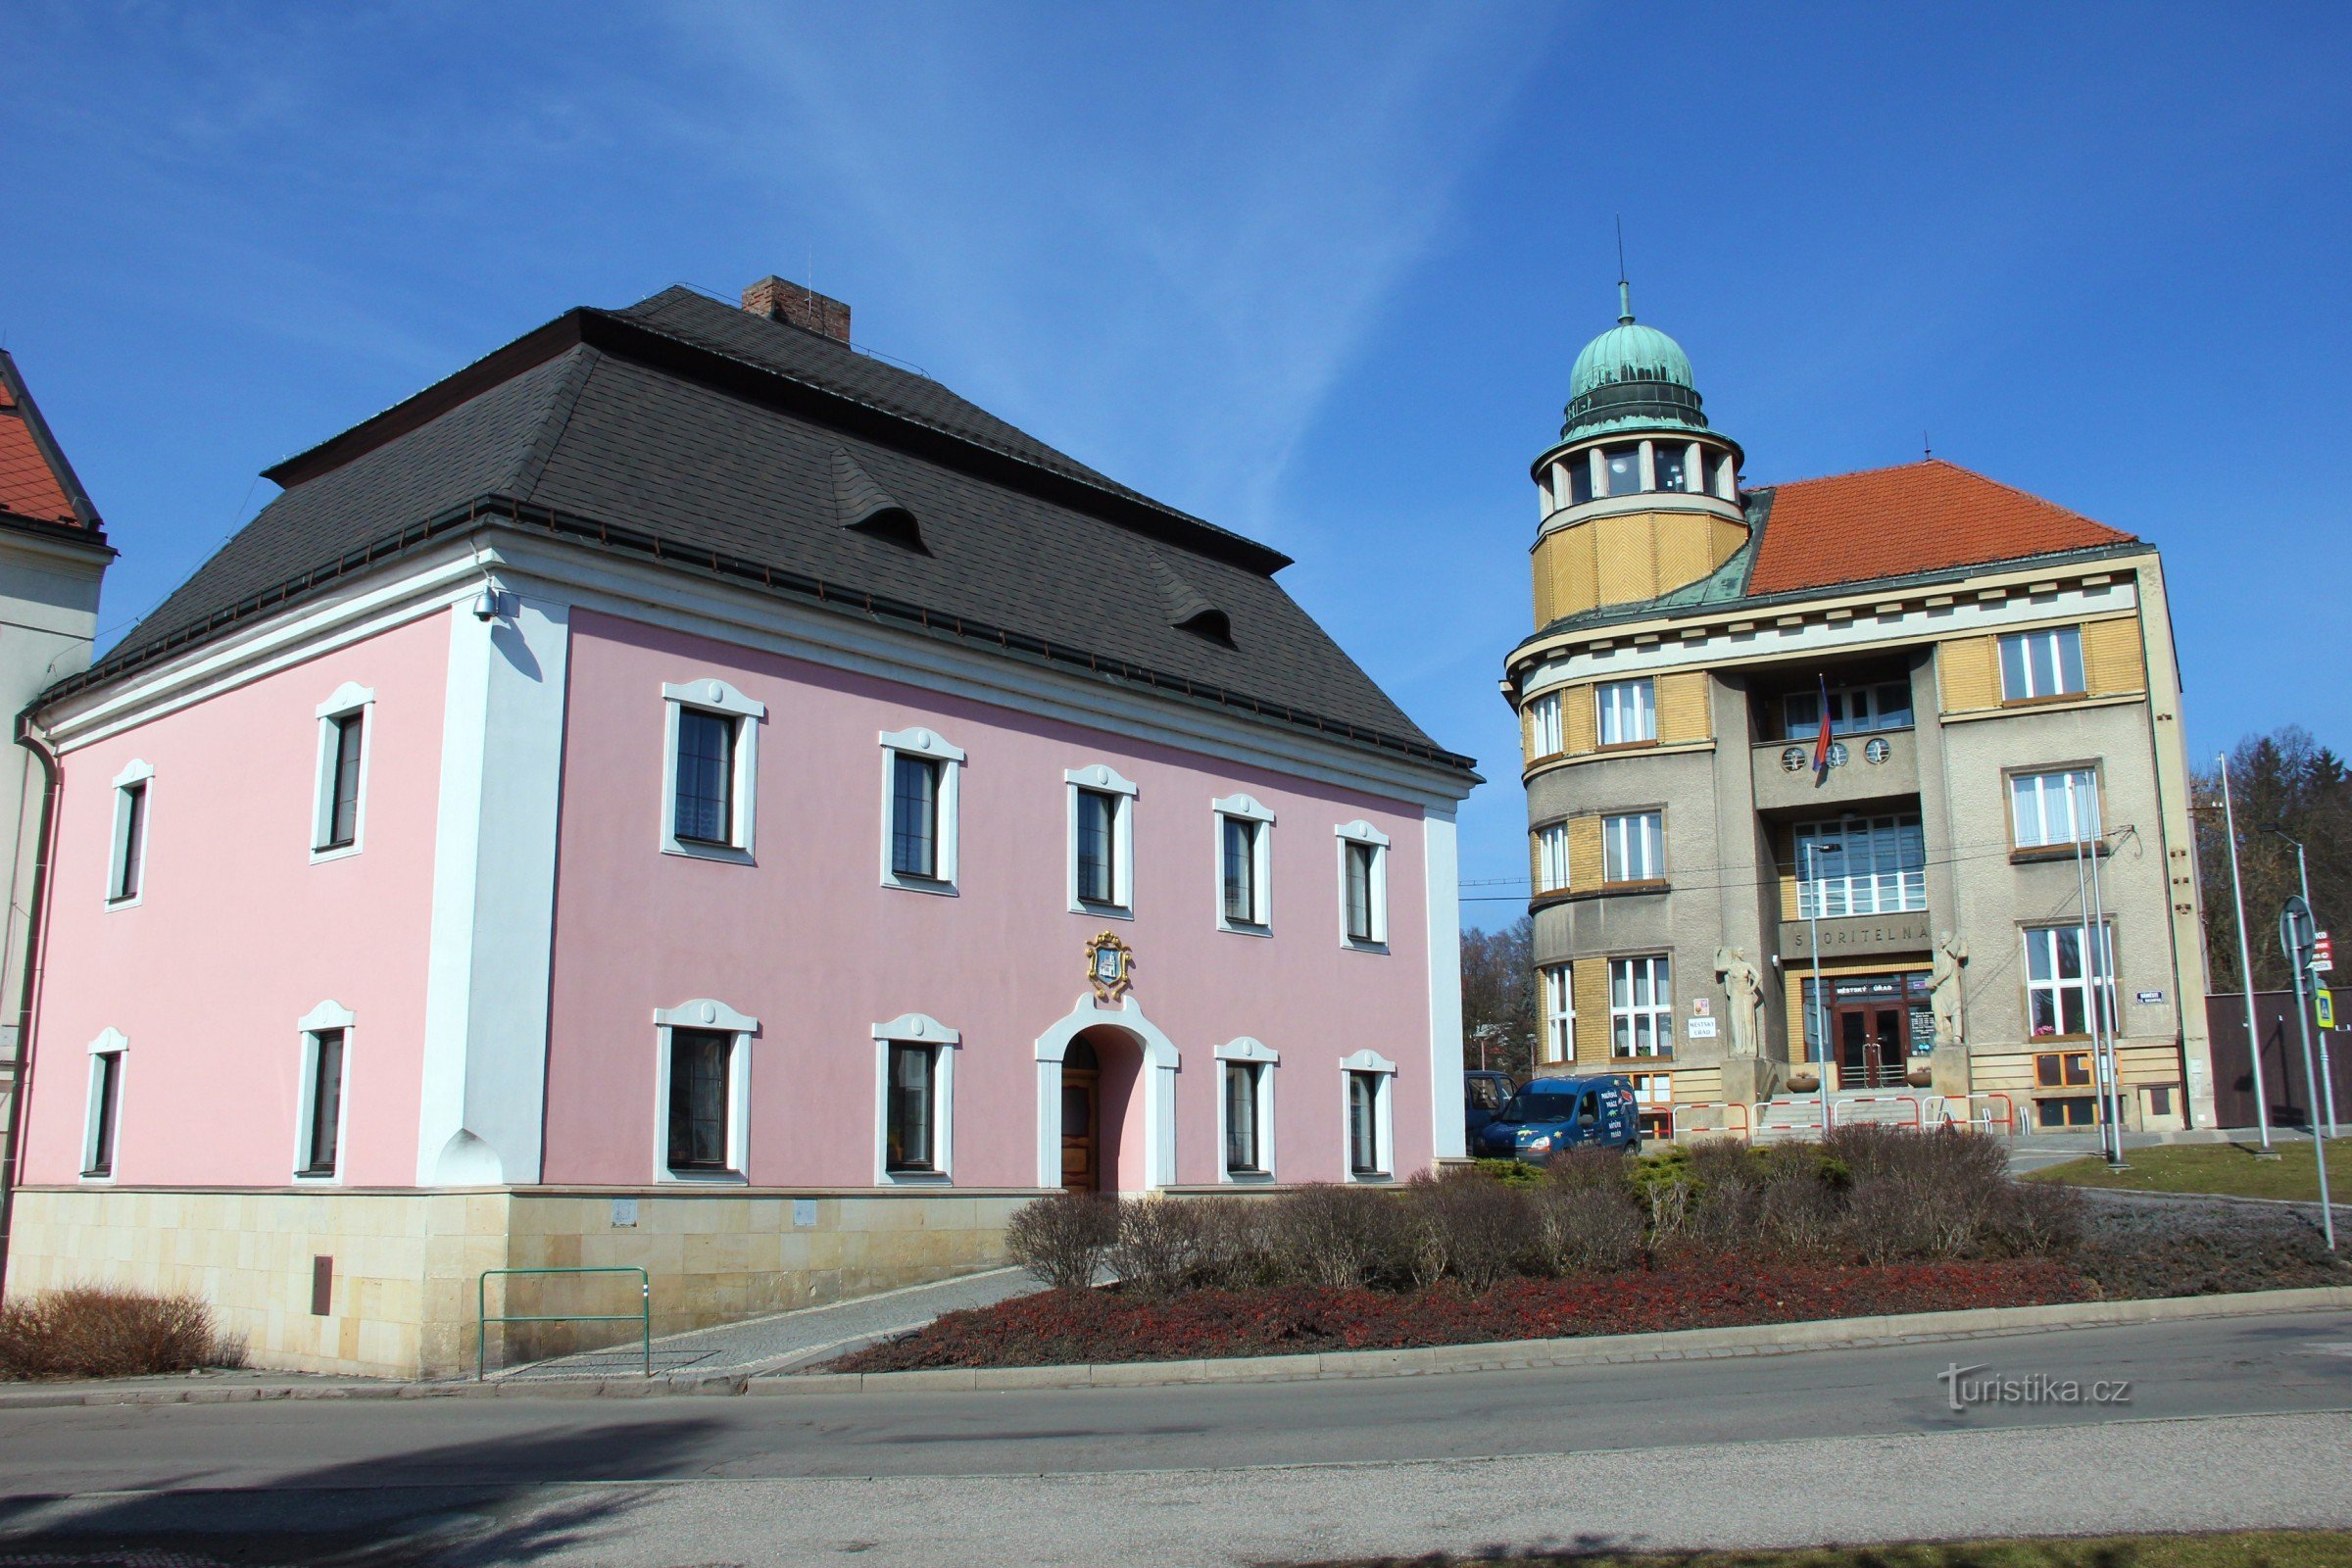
1751 728 1919 812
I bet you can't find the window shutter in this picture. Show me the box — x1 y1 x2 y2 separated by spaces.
1572 959 1609 1064
1655 672 1711 744
1936 635 1999 713
2082 617 2145 697
1563 684 1598 756
1567 816 1604 893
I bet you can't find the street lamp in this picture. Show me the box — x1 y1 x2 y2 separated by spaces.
2263 824 2338 1140
2216 759 2275 1155
1803 837 1843 1139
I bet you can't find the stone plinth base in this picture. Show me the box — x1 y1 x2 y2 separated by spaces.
3 1186 1032 1379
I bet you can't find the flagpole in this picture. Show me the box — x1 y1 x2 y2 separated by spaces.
2219 753 2276 1154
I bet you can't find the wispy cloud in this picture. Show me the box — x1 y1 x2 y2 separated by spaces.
662 0 1557 544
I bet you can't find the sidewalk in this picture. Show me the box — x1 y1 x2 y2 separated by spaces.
484 1264 1041 1383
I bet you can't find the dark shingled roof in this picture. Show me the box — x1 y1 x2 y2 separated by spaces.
89 287 1467 774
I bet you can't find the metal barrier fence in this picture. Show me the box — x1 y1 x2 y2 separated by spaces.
477 1265 651 1381
1669 1093 2018 1143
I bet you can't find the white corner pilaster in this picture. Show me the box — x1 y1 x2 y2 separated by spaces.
416 590 571 1185
1423 806 1467 1162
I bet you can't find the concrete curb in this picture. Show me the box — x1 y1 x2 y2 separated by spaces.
7 1284 2348 1407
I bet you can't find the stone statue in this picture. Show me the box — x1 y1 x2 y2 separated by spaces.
1713 947 1762 1057
1931 930 1969 1048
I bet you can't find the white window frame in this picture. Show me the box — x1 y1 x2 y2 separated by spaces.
1596 678 1656 746
1602 810 1664 884
1781 679 1914 741
1609 956 1673 1057
82 1027 127 1182
1534 821 1571 895
1630 1072 1671 1108
1999 625 2086 701
2010 766 2102 850
1211 793 1275 934
310 682 375 862
1335 820 1391 951
1214 1036 1279 1183
878 727 965 894
1794 813 1928 918
293 1001 356 1184
651 999 758 1183
873 1012 958 1185
106 760 153 908
1525 691 1564 760
1540 963 1574 1063
660 679 765 863
2023 923 2118 1041
1340 1049 1396 1182
1065 764 1138 917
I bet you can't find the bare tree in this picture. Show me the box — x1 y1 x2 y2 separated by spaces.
1460 916 1536 1079
2195 726 2352 993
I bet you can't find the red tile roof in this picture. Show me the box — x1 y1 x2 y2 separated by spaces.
0 354 92 528
1745 458 2134 597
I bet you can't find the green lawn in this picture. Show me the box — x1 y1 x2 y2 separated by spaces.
2025 1138 2352 1201
1315 1531 2352 1567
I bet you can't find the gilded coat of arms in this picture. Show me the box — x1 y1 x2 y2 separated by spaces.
1086 931 1134 1004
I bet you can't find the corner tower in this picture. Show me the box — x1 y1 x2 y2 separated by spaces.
1528 285 1746 627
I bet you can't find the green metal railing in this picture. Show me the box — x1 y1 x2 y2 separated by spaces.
477 1266 651 1380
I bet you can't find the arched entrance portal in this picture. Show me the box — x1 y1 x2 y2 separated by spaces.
1034 999 1179 1192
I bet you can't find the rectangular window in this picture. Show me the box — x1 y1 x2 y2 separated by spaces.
1609 956 1672 1057
2036 1096 2098 1129
1076 789 1119 906
885 1043 938 1173
2034 1051 2094 1088
1224 1061 1263 1174
890 753 942 879
319 712 365 851
301 1029 345 1177
1781 680 1914 740
672 710 738 847
1603 810 1663 883
1794 814 1927 918
85 1050 122 1178
2010 768 2101 849
2025 924 2117 1039
1534 823 1571 895
1347 1072 1386 1176
1651 442 1690 492
111 781 148 903
1569 453 1596 505
1222 816 1262 925
665 1028 734 1174
1600 444 1643 497
1526 692 1564 759
1596 679 1656 746
1540 964 1574 1062
1999 626 2086 702
1344 841 1379 944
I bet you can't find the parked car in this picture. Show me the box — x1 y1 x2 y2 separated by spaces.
1463 1069 1517 1143
1472 1073 1641 1161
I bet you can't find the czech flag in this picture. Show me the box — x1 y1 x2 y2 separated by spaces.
1811 675 1834 779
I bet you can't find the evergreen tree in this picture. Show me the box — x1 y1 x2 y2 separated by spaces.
2195 726 2352 992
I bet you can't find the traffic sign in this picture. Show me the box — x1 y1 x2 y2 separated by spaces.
2316 931 2334 973
2282 897 2317 968
2322 989 2338 1029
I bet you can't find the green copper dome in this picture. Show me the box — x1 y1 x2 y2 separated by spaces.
1560 284 1710 440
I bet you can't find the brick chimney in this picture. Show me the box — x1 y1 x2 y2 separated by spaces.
741 276 851 343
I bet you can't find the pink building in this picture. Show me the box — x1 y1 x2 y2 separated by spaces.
6 279 1477 1375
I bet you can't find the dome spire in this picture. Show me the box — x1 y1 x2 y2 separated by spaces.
1615 216 1634 324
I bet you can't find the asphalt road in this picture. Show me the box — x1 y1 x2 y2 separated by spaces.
2 1309 2349 1566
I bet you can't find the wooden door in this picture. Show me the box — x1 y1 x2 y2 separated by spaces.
1060 1066 1100 1192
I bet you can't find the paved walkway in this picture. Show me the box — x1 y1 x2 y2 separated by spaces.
487 1265 1040 1382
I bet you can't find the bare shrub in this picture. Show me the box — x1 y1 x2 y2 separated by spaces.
0 1284 244 1381
1004 1192 1117 1292
1108 1198 1208 1298
1529 1185 1642 1275
1188 1199 1277 1292
1402 1168 1531 1292
1984 1176 2085 1257
1266 1184 1403 1289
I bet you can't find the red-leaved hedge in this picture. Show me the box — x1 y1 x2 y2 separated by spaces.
838 1258 2091 1372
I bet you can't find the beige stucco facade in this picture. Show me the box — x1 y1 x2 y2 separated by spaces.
7 1185 1027 1378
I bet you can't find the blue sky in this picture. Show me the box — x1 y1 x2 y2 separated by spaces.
4 2 2347 925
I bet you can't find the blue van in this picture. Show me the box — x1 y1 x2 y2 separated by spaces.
1463 1070 1516 1143
1472 1073 1641 1161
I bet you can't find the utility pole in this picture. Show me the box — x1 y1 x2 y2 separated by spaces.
2279 894 2335 1250
2264 826 2338 1140
2069 775 2125 1167
2220 756 2276 1154
1805 837 1843 1140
